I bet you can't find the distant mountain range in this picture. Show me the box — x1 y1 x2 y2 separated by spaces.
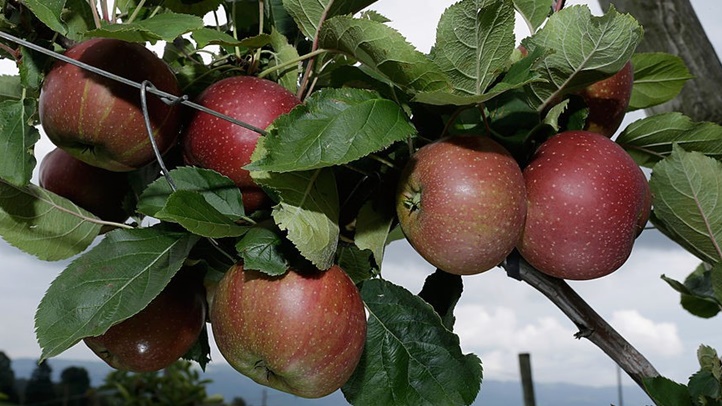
9 357 655 406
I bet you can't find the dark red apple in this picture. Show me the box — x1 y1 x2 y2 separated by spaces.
396 135 527 275
39 38 182 172
39 148 130 222
578 61 634 137
517 130 651 280
84 268 206 372
210 264 366 398
181 76 300 213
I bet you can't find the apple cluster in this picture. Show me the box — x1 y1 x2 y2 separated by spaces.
396 63 651 281
36 37 367 398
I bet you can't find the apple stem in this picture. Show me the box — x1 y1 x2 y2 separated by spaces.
504 254 661 394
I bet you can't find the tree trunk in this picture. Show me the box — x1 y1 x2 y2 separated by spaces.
597 0 722 124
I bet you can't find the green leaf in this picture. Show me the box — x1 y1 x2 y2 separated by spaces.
22 0 67 35
235 224 288 276
429 0 516 96
164 0 224 16
650 146 722 264
19 47 45 93
628 52 693 111
35 226 199 360
0 180 101 261
617 112 722 168
137 166 245 220
63 0 96 41
191 28 246 48
354 199 394 267
252 168 339 270
0 99 39 186
662 264 722 318
155 190 249 238
643 376 694 406
266 0 298 39
268 28 300 93
513 0 550 32
319 15 452 94
87 12 204 43
336 242 375 284
688 370 722 403
414 43 543 106
522 5 643 110
698 345 722 379
282 0 377 39
247 88 414 172
0 75 23 102
343 279 482 406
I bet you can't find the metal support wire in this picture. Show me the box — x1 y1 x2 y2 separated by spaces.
0 30 269 136
140 80 178 191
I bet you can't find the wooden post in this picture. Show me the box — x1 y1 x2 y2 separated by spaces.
519 352 536 406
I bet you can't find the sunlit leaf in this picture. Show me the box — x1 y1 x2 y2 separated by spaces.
283 0 377 39
430 0 516 96
86 13 204 43
22 0 67 34
155 190 249 238
650 146 722 264
629 52 693 111
513 0 549 32
522 5 642 110
35 226 199 360
252 168 339 269
617 112 722 168
247 88 414 172
319 16 451 94
138 166 245 220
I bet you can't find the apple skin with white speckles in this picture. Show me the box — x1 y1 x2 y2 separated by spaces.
517 130 651 280
39 38 182 172
181 76 300 213
210 264 366 399
396 136 527 275
579 61 634 137
83 268 207 372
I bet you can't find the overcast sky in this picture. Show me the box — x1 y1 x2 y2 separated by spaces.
1 0 721 399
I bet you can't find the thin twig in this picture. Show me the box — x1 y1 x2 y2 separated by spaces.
297 0 335 99
87 0 102 29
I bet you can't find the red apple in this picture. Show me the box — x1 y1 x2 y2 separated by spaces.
181 76 300 213
39 148 131 222
396 135 527 275
84 268 206 372
210 264 366 398
39 38 182 172
578 61 634 137
517 130 650 280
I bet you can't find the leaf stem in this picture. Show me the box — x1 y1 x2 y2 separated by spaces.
127 0 146 24
505 254 660 393
297 0 335 99
257 48 327 79
87 0 102 29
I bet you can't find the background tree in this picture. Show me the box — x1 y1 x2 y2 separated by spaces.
100 360 221 406
0 352 18 404
59 367 90 406
24 360 58 406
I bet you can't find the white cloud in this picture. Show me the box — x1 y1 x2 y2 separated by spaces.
611 310 684 357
